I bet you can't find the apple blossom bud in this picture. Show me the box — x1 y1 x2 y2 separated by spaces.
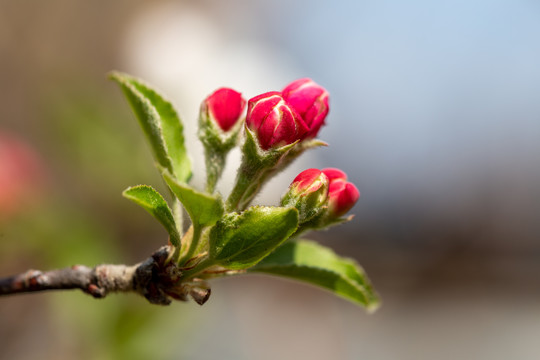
323 168 359 217
282 78 329 139
204 88 246 132
282 168 329 223
246 91 309 150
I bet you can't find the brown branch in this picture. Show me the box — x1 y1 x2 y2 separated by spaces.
0 246 211 305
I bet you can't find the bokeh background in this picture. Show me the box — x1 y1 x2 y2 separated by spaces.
1 1 540 359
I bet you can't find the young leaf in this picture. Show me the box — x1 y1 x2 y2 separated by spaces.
249 240 380 311
123 185 181 247
161 170 224 228
110 71 191 182
209 206 299 270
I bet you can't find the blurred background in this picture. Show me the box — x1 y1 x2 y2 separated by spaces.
1 0 540 359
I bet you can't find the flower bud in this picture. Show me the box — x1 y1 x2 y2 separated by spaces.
246 91 309 150
322 168 359 217
282 78 329 139
282 168 329 223
204 88 246 132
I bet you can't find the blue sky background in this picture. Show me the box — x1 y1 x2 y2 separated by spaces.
254 0 540 248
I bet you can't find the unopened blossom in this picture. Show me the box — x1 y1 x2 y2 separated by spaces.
203 88 246 132
282 78 329 139
282 168 329 223
246 91 309 150
322 168 359 217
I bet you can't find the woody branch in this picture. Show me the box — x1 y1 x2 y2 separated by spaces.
0 246 209 305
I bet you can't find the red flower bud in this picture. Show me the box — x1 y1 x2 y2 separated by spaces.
322 168 359 217
204 88 246 132
246 91 309 150
282 168 329 223
282 78 329 139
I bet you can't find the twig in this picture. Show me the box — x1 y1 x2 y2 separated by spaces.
0 246 211 305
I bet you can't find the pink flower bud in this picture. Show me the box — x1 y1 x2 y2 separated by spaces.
282 78 329 139
246 91 309 150
282 168 329 223
322 168 359 217
204 88 246 132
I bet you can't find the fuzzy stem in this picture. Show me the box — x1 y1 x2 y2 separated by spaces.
226 161 261 211
205 150 225 194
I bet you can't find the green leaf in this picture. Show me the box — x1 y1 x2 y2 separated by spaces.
249 240 380 311
161 170 224 228
110 71 191 182
123 185 181 247
209 206 299 270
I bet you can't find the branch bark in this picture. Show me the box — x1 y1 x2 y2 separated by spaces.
0 246 211 305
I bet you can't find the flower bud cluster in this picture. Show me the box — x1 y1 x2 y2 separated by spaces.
201 78 329 151
246 79 330 150
201 79 356 219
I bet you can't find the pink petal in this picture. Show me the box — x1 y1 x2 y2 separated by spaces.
322 168 348 183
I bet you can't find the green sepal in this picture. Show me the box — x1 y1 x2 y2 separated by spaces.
122 185 181 247
250 239 380 311
161 170 224 229
281 174 329 224
243 126 298 167
276 138 328 172
209 206 299 270
198 104 243 153
110 71 192 183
